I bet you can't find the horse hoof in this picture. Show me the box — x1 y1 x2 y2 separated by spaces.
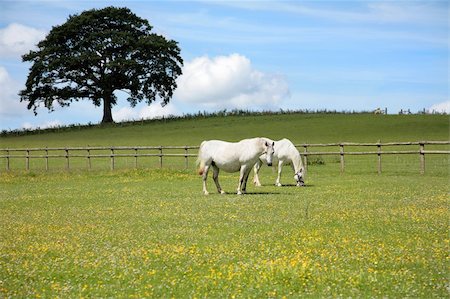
204 191 209 195
276 183 282 187
237 191 242 195
220 190 226 194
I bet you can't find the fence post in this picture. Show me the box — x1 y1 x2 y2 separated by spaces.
111 147 115 170
134 148 138 169
340 144 345 173
26 149 30 171
303 145 308 173
377 143 382 174
65 148 69 170
87 149 91 170
420 142 425 174
185 146 189 169
6 149 10 171
159 146 163 168
45 147 49 171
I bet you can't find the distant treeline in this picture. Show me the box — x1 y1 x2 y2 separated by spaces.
1 108 447 137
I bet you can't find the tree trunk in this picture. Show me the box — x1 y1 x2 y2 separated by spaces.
101 92 114 123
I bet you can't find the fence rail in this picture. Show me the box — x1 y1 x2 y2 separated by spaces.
297 141 449 174
1 141 449 174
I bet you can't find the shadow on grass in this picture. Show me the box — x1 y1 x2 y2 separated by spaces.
255 184 314 188
203 184 313 196
240 191 282 195
205 191 283 196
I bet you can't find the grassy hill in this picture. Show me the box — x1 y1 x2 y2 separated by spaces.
1 112 449 297
1 113 449 148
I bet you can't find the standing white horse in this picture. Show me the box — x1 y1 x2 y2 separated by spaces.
253 138 305 187
197 138 275 195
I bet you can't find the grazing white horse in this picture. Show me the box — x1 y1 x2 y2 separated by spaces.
253 138 305 187
197 138 275 195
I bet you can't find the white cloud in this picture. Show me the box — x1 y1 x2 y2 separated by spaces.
366 2 447 25
428 101 450 114
175 54 289 110
0 66 27 119
22 120 62 130
139 103 179 119
113 103 179 122
113 107 137 122
218 2 447 26
0 23 46 58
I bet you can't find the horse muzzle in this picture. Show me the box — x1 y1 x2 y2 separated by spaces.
294 174 305 186
267 162 272 166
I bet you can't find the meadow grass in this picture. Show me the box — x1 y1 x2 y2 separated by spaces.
1 113 449 174
1 113 449 148
0 166 448 298
0 113 448 297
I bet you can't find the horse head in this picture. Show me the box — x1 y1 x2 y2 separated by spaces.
294 169 305 186
264 140 275 166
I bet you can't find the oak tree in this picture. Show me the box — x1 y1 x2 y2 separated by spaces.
20 7 183 123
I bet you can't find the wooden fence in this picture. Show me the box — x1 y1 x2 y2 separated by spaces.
0 146 198 172
298 141 449 174
0 141 449 174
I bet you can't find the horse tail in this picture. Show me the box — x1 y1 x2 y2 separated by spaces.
197 141 207 176
198 160 206 176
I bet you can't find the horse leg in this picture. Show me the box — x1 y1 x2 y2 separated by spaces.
237 165 249 195
212 164 225 194
242 167 252 193
202 165 211 195
253 160 262 187
276 160 283 186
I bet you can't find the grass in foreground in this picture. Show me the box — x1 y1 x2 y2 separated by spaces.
0 168 448 298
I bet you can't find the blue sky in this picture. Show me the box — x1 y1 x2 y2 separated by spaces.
0 0 448 130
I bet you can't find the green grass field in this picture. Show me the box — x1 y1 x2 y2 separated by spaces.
1 113 449 147
1 113 449 297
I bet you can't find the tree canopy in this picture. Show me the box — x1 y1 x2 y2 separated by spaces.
20 6 183 123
